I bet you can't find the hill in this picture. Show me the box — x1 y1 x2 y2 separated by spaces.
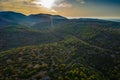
54 20 120 52
0 11 120 80
0 25 63 51
0 12 120 52
0 36 119 80
0 11 68 28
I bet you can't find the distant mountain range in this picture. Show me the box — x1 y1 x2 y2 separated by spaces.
105 19 120 22
1 11 120 29
0 11 120 50
0 11 68 28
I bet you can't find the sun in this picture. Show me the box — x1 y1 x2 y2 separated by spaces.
40 0 55 9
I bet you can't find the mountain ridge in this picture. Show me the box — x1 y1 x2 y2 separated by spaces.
0 11 69 28
0 11 120 80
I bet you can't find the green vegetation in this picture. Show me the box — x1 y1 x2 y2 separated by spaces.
0 12 120 80
1 37 119 80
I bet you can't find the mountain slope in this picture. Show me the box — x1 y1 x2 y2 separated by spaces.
0 11 120 80
0 15 120 52
0 11 68 28
0 25 63 51
1 36 119 80
0 11 27 27
54 20 120 52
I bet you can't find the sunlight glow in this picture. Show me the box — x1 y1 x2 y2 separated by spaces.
41 0 55 9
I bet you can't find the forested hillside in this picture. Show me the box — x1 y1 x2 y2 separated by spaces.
0 11 120 80
0 37 119 80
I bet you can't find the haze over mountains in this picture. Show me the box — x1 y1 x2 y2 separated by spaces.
105 19 120 22
0 11 68 27
0 11 120 80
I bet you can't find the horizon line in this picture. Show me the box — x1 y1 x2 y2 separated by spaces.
0 10 120 19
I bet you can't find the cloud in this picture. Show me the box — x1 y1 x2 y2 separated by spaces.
53 0 73 8
0 0 55 14
32 0 42 7
0 0 85 10
54 0 85 8
0 0 86 15
57 2 72 8
76 0 85 4
32 0 72 8
51 9 57 12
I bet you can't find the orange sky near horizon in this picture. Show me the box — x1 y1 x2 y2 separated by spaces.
0 0 120 18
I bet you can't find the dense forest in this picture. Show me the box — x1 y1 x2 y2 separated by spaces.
0 11 120 80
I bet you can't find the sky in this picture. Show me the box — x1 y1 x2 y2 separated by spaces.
0 0 120 18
